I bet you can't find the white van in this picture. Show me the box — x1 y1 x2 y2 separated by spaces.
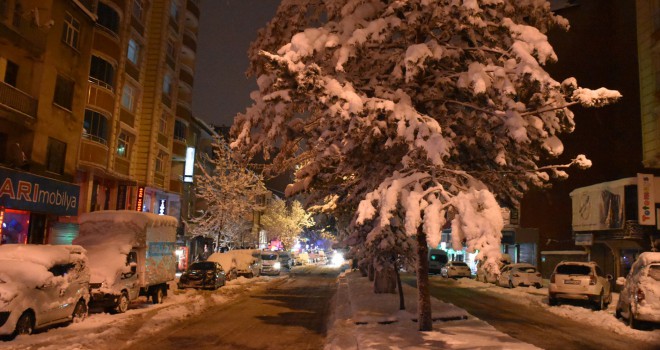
0 244 90 337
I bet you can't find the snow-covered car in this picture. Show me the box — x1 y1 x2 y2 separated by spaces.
178 261 227 290
548 261 612 310
496 263 543 288
615 252 660 329
441 261 472 279
260 252 281 276
0 244 90 337
208 249 260 278
476 253 511 283
278 252 293 269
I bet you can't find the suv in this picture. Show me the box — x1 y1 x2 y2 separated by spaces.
615 252 660 329
0 244 90 337
548 261 612 310
260 252 281 276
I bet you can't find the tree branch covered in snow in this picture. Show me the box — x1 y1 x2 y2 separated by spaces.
261 197 315 249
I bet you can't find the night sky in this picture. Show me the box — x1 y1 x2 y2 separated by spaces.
192 1 281 127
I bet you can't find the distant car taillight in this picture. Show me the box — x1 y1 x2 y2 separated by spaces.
589 275 597 285
550 273 555 283
636 288 645 302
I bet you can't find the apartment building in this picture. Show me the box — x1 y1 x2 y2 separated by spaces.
0 0 202 245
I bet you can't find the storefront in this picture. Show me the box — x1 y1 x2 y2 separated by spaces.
0 167 80 245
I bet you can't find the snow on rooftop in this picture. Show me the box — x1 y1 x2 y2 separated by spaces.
79 210 178 228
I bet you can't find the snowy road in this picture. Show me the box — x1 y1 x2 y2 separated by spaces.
403 275 659 350
125 268 338 350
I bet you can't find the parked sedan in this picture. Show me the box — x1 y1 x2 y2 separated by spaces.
0 244 90 338
548 261 612 310
178 261 226 290
615 252 660 329
441 261 472 279
497 263 543 288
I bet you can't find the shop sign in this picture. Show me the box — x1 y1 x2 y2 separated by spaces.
0 167 79 216
136 186 145 212
637 174 656 226
575 233 593 246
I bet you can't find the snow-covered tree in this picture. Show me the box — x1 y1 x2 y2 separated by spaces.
188 136 268 248
231 0 620 330
261 197 315 249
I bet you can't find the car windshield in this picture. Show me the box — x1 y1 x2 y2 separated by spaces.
648 265 660 281
190 262 215 270
261 254 278 260
556 264 591 275
452 262 468 266
516 267 537 273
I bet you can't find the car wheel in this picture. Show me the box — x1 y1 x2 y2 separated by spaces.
14 311 34 336
152 287 164 304
508 280 514 289
593 291 605 311
615 306 622 319
71 300 88 323
548 296 558 306
114 291 130 314
628 305 639 329
535 283 542 289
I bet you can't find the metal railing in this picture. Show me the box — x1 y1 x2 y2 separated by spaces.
0 81 37 118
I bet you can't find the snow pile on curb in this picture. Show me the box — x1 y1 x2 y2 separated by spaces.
324 271 540 349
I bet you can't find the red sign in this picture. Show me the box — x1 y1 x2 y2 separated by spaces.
136 186 145 212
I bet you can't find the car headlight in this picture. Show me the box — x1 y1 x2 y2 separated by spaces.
274 262 281 270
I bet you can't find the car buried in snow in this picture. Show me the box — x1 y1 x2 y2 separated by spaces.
615 252 660 329
441 261 472 279
0 244 90 338
496 263 543 288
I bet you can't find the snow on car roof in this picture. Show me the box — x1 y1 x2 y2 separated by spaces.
79 210 178 228
0 244 86 266
635 252 660 266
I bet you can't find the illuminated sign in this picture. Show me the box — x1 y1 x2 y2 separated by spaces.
136 186 145 212
184 147 195 183
158 199 167 215
0 167 80 216
637 174 656 225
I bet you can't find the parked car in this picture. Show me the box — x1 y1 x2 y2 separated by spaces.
441 261 472 279
0 244 90 337
476 253 512 283
278 252 293 269
615 252 660 329
178 261 227 290
260 252 281 276
428 249 449 274
497 263 542 288
548 261 612 310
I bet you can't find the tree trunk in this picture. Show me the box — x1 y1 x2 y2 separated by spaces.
395 260 405 310
373 263 397 294
416 229 432 331
368 260 375 282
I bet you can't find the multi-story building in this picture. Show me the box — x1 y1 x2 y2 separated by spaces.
0 0 95 245
76 0 201 231
0 0 202 245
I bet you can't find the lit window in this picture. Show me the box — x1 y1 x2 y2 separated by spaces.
62 12 80 49
121 84 137 112
117 131 130 158
169 1 178 21
127 39 140 65
163 73 172 96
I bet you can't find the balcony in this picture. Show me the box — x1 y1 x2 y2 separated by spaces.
0 17 47 57
183 30 197 52
186 0 200 19
93 27 121 61
0 81 37 119
114 156 130 176
79 138 109 168
87 82 115 116
179 67 194 88
172 138 187 158
176 101 193 120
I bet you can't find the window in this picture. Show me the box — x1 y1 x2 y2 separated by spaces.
155 150 167 173
117 131 130 157
121 84 137 112
174 119 186 141
46 137 66 174
89 56 115 89
1 58 18 87
97 2 120 35
166 38 175 59
83 109 109 144
159 113 168 134
132 0 143 21
127 38 140 65
62 12 80 49
53 75 74 110
163 73 172 96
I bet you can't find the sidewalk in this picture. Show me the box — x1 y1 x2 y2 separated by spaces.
324 270 540 349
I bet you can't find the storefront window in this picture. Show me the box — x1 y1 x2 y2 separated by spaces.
0 209 30 244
